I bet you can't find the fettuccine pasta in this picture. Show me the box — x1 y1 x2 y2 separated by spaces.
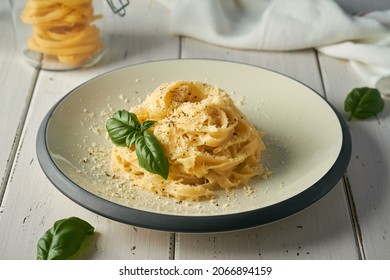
21 0 103 66
111 81 269 200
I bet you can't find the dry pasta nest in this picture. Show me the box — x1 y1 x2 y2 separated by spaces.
21 0 103 66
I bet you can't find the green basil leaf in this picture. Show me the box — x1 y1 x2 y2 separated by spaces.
125 130 142 147
344 87 385 121
135 131 169 179
37 217 94 260
106 110 170 179
106 110 140 146
140 120 156 132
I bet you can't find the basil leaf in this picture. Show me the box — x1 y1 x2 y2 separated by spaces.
125 130 142 147
141 120 156 132
344 87 385 121
37 217 94 260
106 110 140 146
135 131 169 179
106 110 170 179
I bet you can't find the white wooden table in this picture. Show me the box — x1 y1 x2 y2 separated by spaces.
1 0 389 260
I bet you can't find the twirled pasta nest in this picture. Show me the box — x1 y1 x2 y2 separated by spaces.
111 81 269 201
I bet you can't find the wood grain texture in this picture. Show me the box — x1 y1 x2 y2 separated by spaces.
318 53 390 259
0 3 37 200
175 39 359 259
175 184 358 260
2 0 389 260
0 0 177 260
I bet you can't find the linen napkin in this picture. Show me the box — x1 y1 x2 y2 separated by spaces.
159 0 390 92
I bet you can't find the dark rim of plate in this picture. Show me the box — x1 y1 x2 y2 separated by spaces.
36 59 352 233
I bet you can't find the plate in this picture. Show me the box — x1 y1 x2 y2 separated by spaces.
36 59 351 233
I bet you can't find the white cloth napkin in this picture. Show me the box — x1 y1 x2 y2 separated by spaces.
159 0 390 90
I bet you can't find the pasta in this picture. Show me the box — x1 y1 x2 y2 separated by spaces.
111 81 269 200
21 0 103 66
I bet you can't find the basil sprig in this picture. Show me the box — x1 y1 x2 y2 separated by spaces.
344 87 385 121
37 217 94 260
106 110 169 179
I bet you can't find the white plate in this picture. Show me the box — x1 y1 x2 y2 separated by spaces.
36 59 351 232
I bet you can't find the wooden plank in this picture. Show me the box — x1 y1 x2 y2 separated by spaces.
175 186 356 259
175 39 359 259
103 0 180 69
0 3 37 200
181 39 324 94
0 0 177 259
318 53 390 259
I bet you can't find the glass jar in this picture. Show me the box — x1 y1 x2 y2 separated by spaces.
10 0 107 70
